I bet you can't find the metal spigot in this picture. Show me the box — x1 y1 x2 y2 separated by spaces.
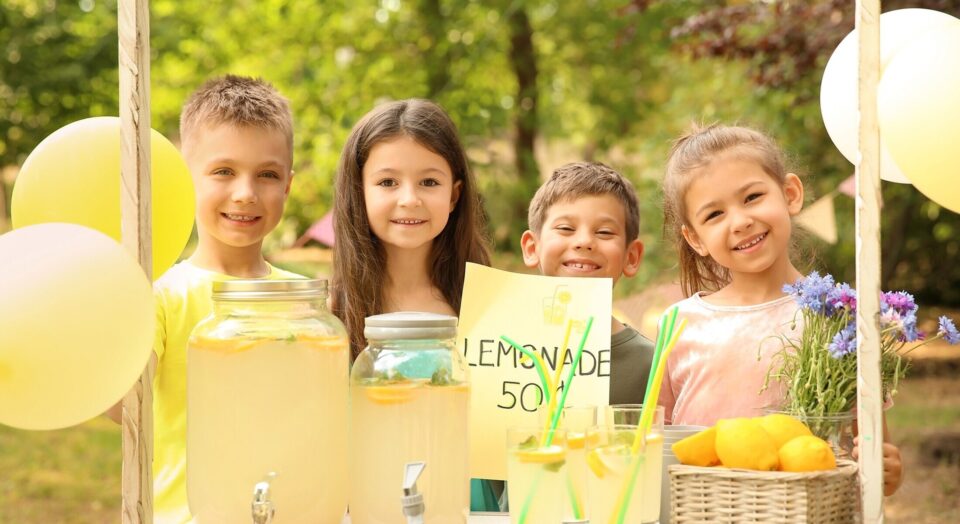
251 472 277 524
401 462 426 524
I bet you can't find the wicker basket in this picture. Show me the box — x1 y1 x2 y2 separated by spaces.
669 459 859 523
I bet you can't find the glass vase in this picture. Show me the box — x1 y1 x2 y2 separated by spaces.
763 408 856 459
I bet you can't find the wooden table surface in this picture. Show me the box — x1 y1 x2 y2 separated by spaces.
341 513 510 523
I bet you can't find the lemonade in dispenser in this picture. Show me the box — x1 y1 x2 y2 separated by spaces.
349 312 469 523
187 279 349 523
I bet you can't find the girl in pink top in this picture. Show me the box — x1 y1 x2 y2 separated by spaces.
657 123 902 495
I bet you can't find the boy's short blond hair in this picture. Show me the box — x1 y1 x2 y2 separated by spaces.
528 162 641 243
179 75 293 159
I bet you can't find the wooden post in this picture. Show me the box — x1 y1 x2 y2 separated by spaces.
118 0 153 523
855 0 884 521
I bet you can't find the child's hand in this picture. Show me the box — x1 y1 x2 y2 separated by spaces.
852 436 903 496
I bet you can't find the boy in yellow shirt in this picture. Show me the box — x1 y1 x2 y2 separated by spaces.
109 75 303 522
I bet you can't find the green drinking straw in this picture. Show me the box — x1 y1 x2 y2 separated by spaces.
500 336 552 405
641 306 677 408
515 316 594 524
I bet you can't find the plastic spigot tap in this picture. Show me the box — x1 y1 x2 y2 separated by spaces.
251 472 277 524
401 462 426 524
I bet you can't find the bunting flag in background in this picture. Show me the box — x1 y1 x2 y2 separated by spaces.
796 193 838 244
838 174 856 197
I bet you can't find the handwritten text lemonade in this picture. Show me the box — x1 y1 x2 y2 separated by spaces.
462 338 611 412
188 334 349 523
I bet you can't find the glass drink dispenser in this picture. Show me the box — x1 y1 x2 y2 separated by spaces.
187 279 349 523
349 312 469 523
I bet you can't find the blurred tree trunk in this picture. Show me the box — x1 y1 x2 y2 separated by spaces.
881 189 914 287
419 0 451 98
508 5 540 236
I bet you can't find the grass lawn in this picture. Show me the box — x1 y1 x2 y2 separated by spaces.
0 417 120 523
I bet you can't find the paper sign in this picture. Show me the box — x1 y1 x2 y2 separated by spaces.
458 263 612 480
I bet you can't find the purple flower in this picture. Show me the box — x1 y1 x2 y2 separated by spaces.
829 282 857 313
829 322 857 358
881 291 918 317
939 316 960 345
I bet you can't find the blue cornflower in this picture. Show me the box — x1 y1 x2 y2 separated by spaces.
939 316 960 345
782 280 801 296
789 272 838 315
829 322 857 358
899 311 922 342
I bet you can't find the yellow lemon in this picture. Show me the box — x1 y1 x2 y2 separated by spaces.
760 413 813 449
671 426 720 467
715 418 780 471
779 436 837 472
515 445 565 464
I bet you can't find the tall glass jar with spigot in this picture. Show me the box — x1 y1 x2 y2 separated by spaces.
349 312 469 523
187 279 349 523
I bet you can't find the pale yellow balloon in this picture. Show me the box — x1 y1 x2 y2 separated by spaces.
879 25 960 214
0 224 154 430
11 117 195 279
820 8 960 184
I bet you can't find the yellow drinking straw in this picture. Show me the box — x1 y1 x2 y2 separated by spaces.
541 319 574 441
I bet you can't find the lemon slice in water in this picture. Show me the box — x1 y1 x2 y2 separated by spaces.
515 445 565 464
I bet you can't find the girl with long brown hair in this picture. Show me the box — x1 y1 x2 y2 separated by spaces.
331 99 491 357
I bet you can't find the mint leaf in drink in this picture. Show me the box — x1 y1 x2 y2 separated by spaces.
430 367 452 386
543 459 566 473
518 436 538 451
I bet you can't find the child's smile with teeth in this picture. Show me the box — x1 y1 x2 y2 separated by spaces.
391 218 427 225
734 232 767 251
564 260 601 271
222 212 259 222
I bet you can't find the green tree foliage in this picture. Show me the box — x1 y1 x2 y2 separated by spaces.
669 0 960 304
2 0 958 304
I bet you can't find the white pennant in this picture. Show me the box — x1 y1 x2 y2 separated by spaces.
796 193 838 244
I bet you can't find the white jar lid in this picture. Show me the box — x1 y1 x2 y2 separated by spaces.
363 311 458 340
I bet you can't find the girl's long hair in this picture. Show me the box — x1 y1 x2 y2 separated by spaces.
331 99 491 357
662 123 793 297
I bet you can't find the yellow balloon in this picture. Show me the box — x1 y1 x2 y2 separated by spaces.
820 8 960 184
879 25 960 214
11 117 195 279
0 224 154 430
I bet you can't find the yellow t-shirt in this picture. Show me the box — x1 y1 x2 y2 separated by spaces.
152 261 305 523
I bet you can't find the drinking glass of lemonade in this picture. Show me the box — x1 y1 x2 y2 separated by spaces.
506 427 568 524
542 405 596 521
587 421 664 524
